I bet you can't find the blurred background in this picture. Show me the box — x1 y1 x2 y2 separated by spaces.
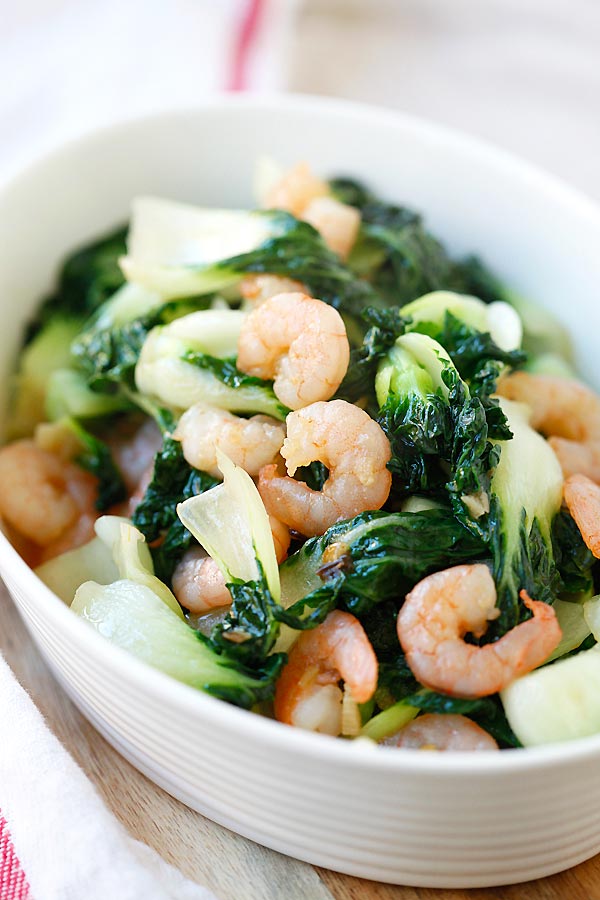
3 0 599 199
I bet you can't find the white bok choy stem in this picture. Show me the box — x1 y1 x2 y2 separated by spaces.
93 515 183 619
120 197 292 299
35 536 118 604
176 449 280 602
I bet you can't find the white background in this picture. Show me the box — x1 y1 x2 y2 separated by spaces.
2 0 600 201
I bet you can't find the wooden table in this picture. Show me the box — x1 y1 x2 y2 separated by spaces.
1 584 598 900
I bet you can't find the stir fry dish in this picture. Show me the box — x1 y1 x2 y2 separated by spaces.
2 162 599 751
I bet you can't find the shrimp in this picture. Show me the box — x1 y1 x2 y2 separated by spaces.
258 400 392 537
263 162 329 217
263 163 360 258
173 404 285 479
497 372 600 482
99 418 163 517
172 515 290 614
240 274 306 307
172 547 232 614
236 293 350 410
0 440 97 548
113 462 155 518
109 418 162 493
382 714 499 751
302 196 361 260
563 474 600 558
273 610 378 734
270 514 292 563
397 564 561 698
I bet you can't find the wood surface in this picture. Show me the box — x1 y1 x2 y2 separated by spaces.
2 583 600 900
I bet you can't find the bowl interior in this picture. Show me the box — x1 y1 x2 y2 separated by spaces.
1 96 599 419
1 95 600 772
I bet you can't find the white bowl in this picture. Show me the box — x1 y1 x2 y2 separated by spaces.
1 96 600 889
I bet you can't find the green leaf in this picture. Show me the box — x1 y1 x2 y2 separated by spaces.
330 177 505 307
27 226 127 341
335 306 408 407
488 399 564 633
414 311 526 403
208 568 287 669
552 510 596 596
131 436 218 583
181 351 289 419
280 508 486 620
68 418 127 511
72 578 281 708
73 294 214 390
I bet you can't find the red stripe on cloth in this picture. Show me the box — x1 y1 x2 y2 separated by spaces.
227 0 266 91
0 815 30 900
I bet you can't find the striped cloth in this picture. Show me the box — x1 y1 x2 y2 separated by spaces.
0 819 29 900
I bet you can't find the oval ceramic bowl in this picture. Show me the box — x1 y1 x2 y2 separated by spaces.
1 96 600 889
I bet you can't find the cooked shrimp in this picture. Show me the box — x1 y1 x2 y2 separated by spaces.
109 418 162 493
37 508 97 564
563 474 600 558
263 162 329 217
172 547 231 614
34 421 83 461
498 372 600 481
117 462 155 518
302 196 361 260
259 400 392 537
0 440 97 548
172 515 290 614
382 714 499 751
269 514 292 563
237 293 350 410
263 163 360 258
397 564 561 698
173 405 285 479
274 610 378 734
100 418 162 517
548 438 600 485
240 274 306 307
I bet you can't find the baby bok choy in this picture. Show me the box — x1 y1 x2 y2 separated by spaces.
120 198 300 299
401 291 522 353
278 507 486 621
177 450 285 666
375 331 504 530
71 515 278 707
501 595 600 746
486 399 565 633
120 196 381 323
71 282 217 390
134 309 287 420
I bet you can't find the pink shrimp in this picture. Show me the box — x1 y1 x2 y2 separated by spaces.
0 440 97 552
563 473 600 558
240 274 307 307
497 371 600 483
259 400 392 537
263 162 360 258
236 293 350 410
383 714 499 751
274 610 378 735
397 564 561 698
172 516 290 614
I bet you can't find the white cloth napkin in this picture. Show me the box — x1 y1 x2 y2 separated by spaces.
0 0 299 184
0 652 215 900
